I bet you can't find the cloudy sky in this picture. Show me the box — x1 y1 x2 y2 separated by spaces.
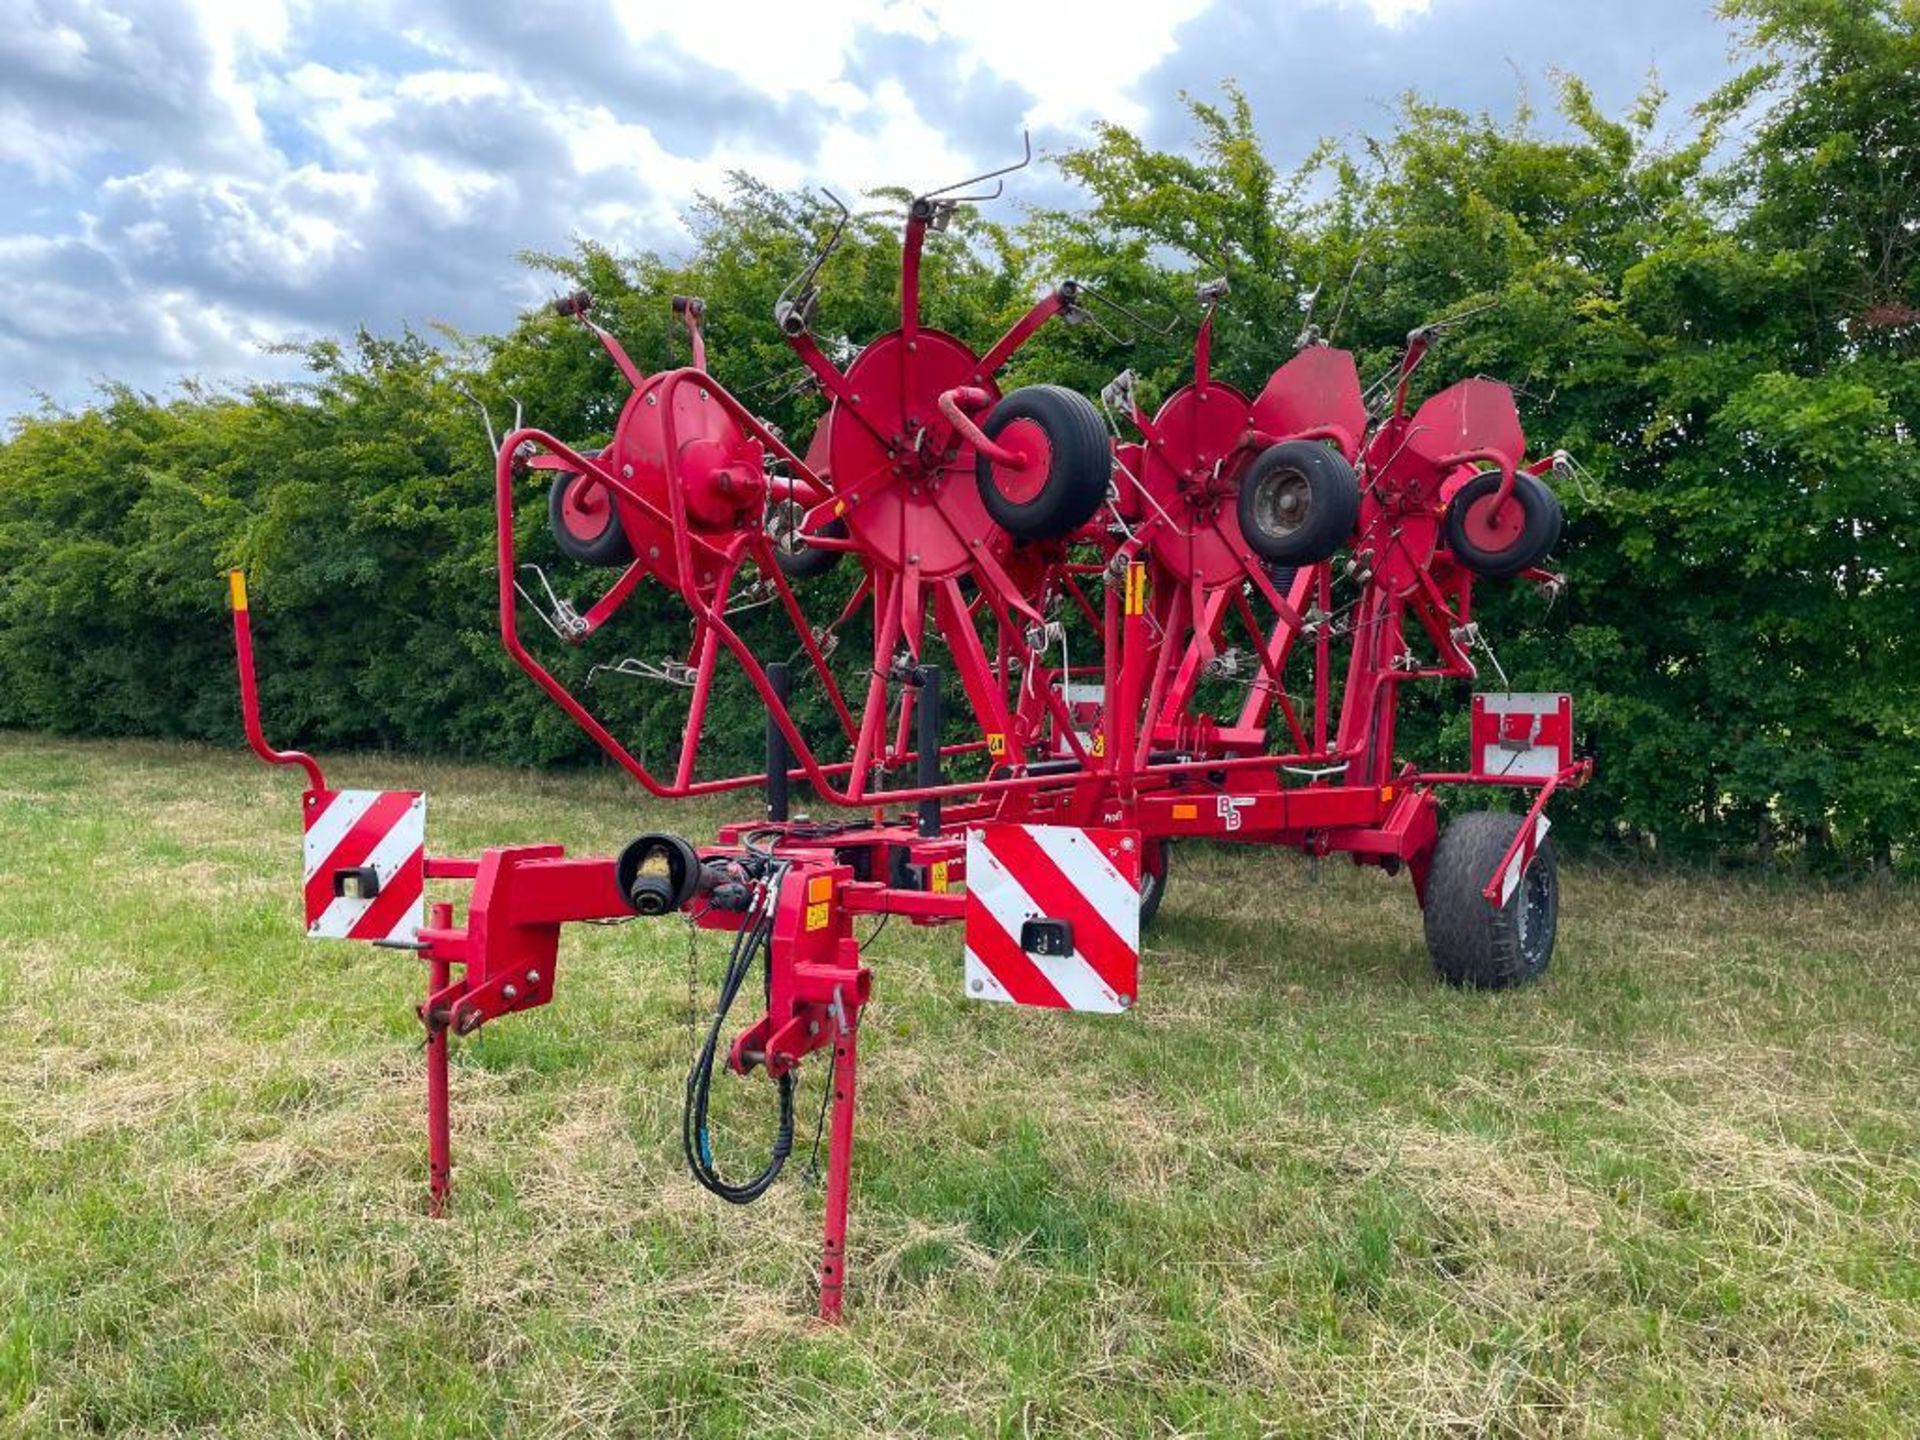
0 0 1738 417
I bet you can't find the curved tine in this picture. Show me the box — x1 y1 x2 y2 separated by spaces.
1295 283 1324 347
1063 302 1134 350
1416 296 1500 339
775 188 853 313
453 381 500 456
1365 296 1501 419
1076 283 1184 341
1324 249 1367 346
918 128 1032 204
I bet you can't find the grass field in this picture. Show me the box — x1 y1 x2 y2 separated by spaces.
2 732 1918 1437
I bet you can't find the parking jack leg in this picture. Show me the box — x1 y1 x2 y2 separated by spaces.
818 1019 861 1322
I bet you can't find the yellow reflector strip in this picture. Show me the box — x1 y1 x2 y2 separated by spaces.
227 569 249 612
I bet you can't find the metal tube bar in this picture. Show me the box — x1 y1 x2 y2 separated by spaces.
766 662 792 823
425 900 453 1217
917 665 942 838
226 570 328 792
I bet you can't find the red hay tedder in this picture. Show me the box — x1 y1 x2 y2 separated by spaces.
229 153 1589 1322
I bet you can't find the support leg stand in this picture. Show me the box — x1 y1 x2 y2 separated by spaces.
424 901 453 1217
818 1019 861 1322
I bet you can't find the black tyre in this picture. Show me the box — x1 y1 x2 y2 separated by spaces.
1443 471 1559 579
766 497 847 580
1422 811 1558 989
974 384 1111 541
1139 840 1170 927
1538 482 1565 560
548 451 633 567
1237 441 1361 565
1268 564 1300 595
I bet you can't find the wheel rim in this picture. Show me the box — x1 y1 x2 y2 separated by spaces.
560 475 614 542
988 418 1053 505
1461 490 1527 554
1249 465 1312 540
1516 857 1552 967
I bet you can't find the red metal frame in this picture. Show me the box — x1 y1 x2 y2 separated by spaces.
229 569 326 793
226 176 1591 1323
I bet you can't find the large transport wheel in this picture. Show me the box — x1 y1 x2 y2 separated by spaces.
548 450 634 567
1139 839 1170 927
1444 471 1561 579
1422 811 1558 989
1237 440 1361 566
974 385 1111 540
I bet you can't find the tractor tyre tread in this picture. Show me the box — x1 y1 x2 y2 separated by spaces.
1237 441 1361 565
1422 810 1558 989
975 384 1111 541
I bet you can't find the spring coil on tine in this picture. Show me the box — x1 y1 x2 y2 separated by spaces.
514 564 586 641
587 657 696 688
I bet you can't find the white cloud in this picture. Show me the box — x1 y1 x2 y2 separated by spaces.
1361 0 1433 22
0 0 1734 416
881 0 1215 134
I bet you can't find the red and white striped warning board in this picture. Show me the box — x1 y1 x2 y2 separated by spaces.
1493 812 1552 907
963 824 1140 1014
301 789 426 943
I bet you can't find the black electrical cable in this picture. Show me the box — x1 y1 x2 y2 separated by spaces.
802 1046 835 1185
682 865 795 1205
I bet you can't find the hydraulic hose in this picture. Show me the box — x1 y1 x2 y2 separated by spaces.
682 864 795 1204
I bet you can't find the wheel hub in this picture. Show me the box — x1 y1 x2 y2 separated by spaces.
1250 468 1311 539
985 418 1053 505
1462 490 1526 553
561 474 613 541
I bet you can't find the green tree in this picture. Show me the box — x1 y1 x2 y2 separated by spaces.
3 2 1915 871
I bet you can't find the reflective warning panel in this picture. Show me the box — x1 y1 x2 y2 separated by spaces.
301 789 426 943
1470 693 1572 781
963 824 1140 1014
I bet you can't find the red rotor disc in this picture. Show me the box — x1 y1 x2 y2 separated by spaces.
1134 383 1256 591
605 371 765 601
824 329 1013 582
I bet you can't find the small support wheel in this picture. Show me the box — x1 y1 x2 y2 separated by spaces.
1421 811 1558 989
1139 839 1170 927
1237 441 1361 565
1444 471 1560 579
974 385 1111 540
548 451 634 568
767 497 847 580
